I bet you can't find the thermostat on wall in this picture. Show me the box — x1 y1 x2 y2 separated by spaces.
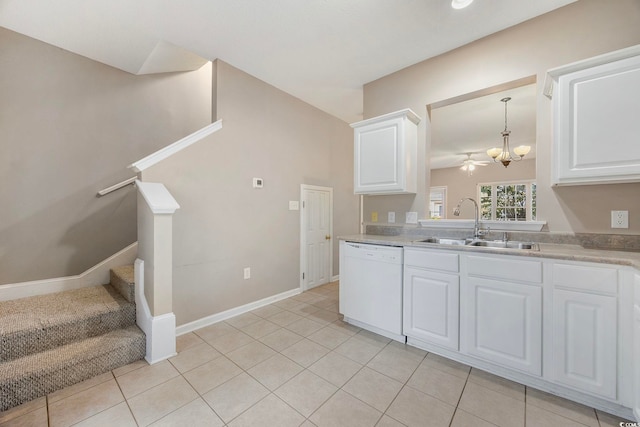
252 178 264 188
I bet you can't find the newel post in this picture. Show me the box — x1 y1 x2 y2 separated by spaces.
135 180 179 364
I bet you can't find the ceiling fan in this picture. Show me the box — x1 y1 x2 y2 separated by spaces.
460 153 489 176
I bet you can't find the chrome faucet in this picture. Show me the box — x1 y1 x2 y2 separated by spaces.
453 197 484 240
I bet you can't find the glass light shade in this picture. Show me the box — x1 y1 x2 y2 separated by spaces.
451 0 474 9
487 147 502 159
513 145 531 157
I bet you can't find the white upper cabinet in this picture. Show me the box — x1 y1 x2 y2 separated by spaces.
351 109 420 194
545 45 640 185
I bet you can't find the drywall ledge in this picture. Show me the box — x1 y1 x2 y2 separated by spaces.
129 119 222 172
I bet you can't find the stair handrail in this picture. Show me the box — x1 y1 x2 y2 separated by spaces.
129 119 222 173
96 176 137 197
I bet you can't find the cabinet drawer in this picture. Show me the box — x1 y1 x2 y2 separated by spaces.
466 255 542 284
404 249 459 273
553 263 617 295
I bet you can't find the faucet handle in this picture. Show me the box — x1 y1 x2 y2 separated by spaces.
477 227 490 238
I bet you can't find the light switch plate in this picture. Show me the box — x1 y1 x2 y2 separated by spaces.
406 211 418 224
289 201 299 211
611 210 629 228
388 212 395 223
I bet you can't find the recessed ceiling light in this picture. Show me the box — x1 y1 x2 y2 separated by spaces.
451 0 474 9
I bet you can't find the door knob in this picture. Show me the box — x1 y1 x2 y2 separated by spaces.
325 235 331 240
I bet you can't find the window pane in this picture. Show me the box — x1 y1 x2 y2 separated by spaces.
531 183 537 220
480 181 534 222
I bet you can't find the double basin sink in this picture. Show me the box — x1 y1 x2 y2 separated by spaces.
413 237 539 251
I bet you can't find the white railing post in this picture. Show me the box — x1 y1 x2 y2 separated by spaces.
134 180 180 364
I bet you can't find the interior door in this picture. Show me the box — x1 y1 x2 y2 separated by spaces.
301 185 332 290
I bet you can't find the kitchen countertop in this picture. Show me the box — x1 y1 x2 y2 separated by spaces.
339 234 640 270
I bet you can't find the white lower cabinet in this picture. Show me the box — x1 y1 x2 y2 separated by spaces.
399 246 634 417
551 262 619 400
403 248 460 350
551 289 617 399
462 276 542 376
403 266 459 350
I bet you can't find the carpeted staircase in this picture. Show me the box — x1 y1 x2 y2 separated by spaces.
0 266 146 412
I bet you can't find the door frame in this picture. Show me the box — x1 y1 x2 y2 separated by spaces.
299 184 334 291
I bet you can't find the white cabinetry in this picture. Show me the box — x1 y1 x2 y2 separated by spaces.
551 263 618 399
350 109 420 195
461 254 543 376
546 45 640 185
403 248 459 350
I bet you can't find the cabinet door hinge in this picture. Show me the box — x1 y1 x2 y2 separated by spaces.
302 272 305 280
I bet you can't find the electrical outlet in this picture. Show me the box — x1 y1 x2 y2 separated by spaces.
371 211 378 222
243 267 251 279
611 210 629 229
388 212 395 223
406 211 418 224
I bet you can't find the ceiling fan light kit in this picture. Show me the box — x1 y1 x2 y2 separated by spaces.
460 153 488 176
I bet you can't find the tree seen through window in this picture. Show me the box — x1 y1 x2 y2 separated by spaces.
479 181 536 221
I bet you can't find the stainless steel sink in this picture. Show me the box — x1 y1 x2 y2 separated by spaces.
413 237 539 250
467 240 540 250
413 237 468 246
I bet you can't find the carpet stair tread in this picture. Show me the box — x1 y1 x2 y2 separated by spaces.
0 284 135 362
0 325 145 411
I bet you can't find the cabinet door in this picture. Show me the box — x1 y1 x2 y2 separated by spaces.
551 52 640 185
403 266 459 350
552 289 617 399
462 277 542 375
352 110 418 195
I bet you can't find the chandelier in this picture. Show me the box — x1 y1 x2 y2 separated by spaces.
486 97 531 168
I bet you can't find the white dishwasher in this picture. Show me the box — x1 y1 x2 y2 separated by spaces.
339 241 405 342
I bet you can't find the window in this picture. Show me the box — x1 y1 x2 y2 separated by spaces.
478 181 536 221
429 186 447 219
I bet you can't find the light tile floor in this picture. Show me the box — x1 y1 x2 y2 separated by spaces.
0 281 634 427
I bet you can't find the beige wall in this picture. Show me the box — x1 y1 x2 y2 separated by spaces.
143 61 358 326
363 0 640 234
431 159 536 220
0 28 212 284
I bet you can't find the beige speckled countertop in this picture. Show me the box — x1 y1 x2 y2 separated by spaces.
339 234 640 270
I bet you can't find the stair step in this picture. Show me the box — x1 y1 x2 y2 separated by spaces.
110 265 135 303
0 325 145 412
0 284 135 363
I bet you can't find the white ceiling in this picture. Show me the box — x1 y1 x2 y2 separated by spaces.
0 0 575 123
430 83 537 169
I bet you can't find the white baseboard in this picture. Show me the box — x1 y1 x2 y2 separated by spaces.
135 259 177 364
176 287 302 336
0 242 138 302
331 275 339 283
